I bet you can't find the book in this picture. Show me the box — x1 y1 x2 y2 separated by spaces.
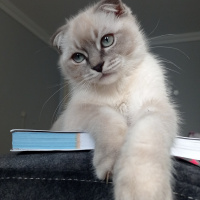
171 136 200 167
11 129 200 166
171 136 200 160
11 129 95 151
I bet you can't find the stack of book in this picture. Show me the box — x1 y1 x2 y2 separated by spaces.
11 129 200 167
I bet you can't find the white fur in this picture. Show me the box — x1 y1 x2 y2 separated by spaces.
51 1 179 199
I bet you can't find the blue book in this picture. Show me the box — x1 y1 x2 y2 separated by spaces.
11 129 95 151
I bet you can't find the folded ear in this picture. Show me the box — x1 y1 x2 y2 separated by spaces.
97 0 129 17
51 24 68 54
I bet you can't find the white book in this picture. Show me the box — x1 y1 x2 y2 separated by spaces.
171 136 200 160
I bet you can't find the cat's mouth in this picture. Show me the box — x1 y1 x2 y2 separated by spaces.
100 72 116 80
96 71 119 85
102 72 112 77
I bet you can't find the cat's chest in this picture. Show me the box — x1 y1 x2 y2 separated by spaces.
81 90 132 124
114 100 129 115
109 94 131 123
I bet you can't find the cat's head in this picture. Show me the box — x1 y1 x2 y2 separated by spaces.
52 0 147 86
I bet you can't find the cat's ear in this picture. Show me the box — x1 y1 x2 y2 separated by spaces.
97 0 129 17
51 24 68 54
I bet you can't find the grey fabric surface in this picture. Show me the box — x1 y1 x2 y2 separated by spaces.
0 151 199 200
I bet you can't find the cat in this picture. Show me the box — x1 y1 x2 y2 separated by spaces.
51 0 179 199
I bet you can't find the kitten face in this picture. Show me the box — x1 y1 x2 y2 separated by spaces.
52 0 147 86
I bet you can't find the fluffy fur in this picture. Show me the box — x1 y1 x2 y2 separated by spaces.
51 0 179 199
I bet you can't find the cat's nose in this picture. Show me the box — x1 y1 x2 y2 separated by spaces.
92 62 104 73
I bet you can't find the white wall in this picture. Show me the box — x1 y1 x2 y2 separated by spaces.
0 10 60 154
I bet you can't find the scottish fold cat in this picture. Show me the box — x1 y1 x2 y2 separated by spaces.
51 0 179 199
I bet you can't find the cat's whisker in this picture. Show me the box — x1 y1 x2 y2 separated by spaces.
51 80 86 124
84 76 97 83
161 60 181 74
147 19 161 37
51 94 68 125
151 45 190 60
149 34 176 41
39 83 68 120
106 59 121 71
70 79 86 95
161 58 182 71
163 66 180 74
106 65 118 72
110 59 121 66
83 73 96 80
110 57 120 65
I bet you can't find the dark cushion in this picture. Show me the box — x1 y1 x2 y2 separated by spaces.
0 151 199 200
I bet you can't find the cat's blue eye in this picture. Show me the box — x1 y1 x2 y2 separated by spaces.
101 34 114 48
72 53 85 63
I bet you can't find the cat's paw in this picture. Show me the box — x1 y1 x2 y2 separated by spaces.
93 148 116 180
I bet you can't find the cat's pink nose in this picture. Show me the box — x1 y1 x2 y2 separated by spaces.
92 62 104 73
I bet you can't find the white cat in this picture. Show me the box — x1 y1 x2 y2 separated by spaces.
51 0 179 199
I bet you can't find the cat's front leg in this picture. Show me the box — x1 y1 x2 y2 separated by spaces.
60 104 127 180
88 106 127 180
113 109 177 200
